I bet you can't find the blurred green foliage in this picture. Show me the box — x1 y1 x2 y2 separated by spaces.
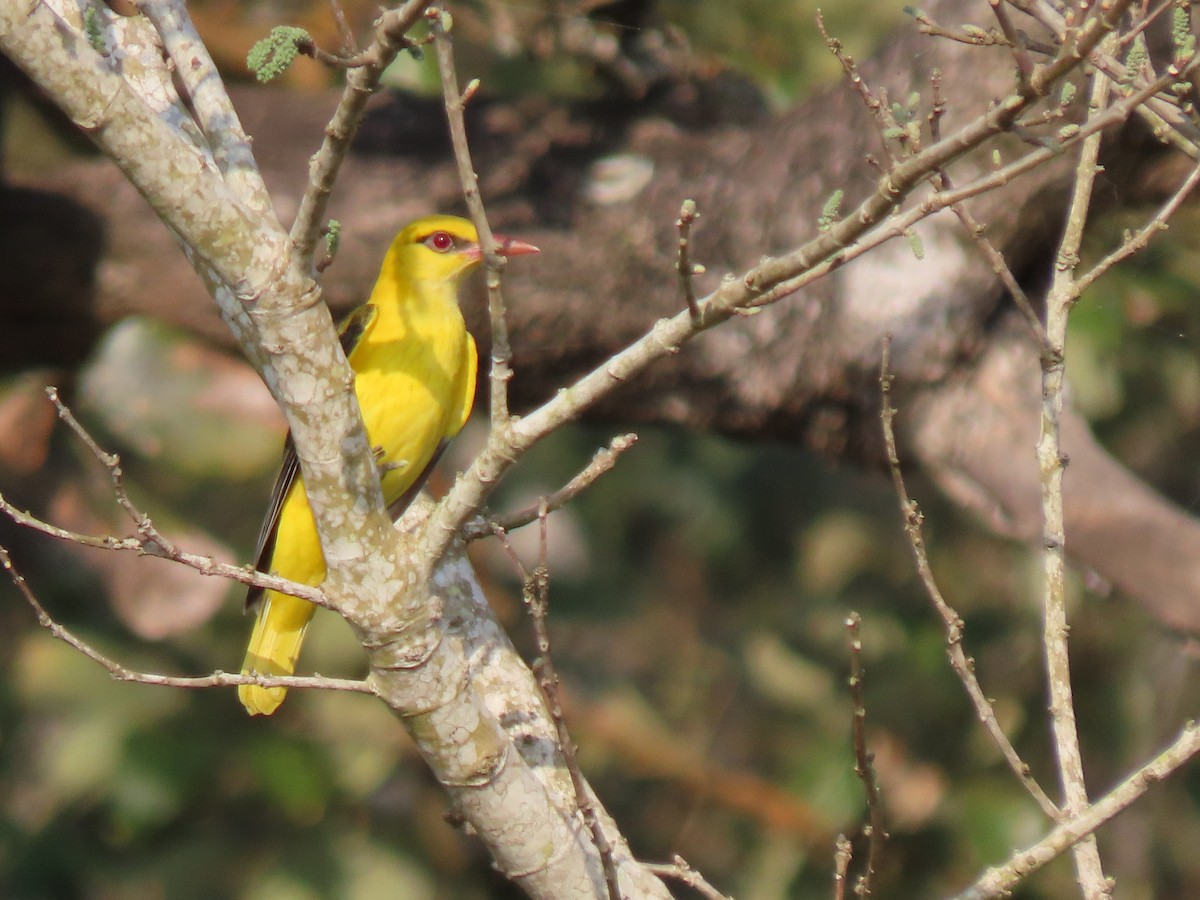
5 1 1200 899
380 0 899 102
658 0 901 104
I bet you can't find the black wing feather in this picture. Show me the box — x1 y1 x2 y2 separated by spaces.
245 436 298 611
338 303 377 358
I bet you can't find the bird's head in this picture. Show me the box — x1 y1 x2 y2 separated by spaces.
388 214 539 288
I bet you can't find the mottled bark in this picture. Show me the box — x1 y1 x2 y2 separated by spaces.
6 2 1200 635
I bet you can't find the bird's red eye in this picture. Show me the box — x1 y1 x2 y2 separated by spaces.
425 231 455 252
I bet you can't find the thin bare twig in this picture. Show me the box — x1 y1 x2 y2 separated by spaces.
45 386 166 539
989 0 1034 87
296 36 379 69
327 0 359 53
1118 0 1176 50
846 612 885 896
1118 0 1173 50
744 52 1198 313
951 720 1200 899
676 199 702 322
288 0 438 271
1 545 374 697
1037 52 1114 897
643 855 730 900
463 433 639 540
817 11 902 167
431 6 515 426
834 834 853 900
0 388 332 609
492 507 622 899
424 0 1143 565
1009 0 1200 158
909 7 1010 47
926 69 1046 343
0 489 331 607
1076 160 1200 295
880 337 1059 818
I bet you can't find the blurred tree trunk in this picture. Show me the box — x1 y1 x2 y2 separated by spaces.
6 2 1200 634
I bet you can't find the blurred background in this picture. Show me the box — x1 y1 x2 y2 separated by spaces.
4 1 1200 898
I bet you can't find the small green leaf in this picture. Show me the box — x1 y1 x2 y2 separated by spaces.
818 189 844 232
84 7 106 54
1173 5 1192 51
1124 34 1148 84
246 26 310 83
325 219 341 258
1179 34 1197 63
906 229 924 260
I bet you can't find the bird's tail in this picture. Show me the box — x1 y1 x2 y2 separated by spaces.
239 592 314 716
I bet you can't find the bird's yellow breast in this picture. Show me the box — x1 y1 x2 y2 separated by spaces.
347 289 476 504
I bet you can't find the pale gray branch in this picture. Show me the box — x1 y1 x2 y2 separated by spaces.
287 0 439 270
1 545 371 695
951 720 1200 899
1037 54 1112 897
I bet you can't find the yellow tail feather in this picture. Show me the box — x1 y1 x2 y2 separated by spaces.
239 592 315 716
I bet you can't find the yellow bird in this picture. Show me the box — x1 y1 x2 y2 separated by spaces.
239 214 538 716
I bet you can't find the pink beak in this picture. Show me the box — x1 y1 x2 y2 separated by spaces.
465 235 540 262
497 235 540 257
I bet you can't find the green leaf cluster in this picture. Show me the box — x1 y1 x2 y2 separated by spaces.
247 26 310 84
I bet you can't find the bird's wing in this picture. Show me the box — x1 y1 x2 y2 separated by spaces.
337 302 378 359
245 435 298 611
245 304 380 611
